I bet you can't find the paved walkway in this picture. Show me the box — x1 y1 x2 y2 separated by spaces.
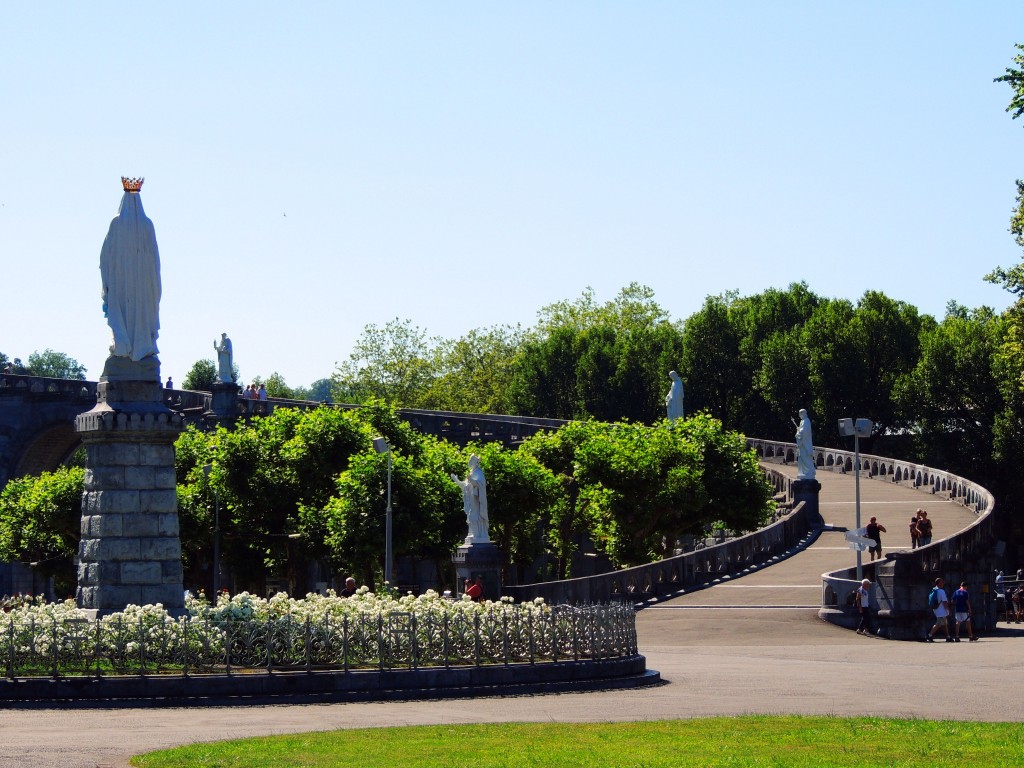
1 466 1018 768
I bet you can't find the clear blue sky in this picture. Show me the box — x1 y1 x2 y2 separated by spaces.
3 3 1022 388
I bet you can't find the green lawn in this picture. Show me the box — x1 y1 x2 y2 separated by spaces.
131 716 1024 767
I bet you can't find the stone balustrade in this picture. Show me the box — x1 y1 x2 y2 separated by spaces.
503 466 817 604
748 437 997 639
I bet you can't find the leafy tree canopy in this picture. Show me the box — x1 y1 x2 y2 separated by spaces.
0 466 84 589
522 415 772 568
25 349 87 379
425 325 524 414
251 372 295 399
509 284 684 422
332 318 437 407
182 359 218 391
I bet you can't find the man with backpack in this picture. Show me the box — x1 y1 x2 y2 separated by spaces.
925 577 952 642
951 581 978 642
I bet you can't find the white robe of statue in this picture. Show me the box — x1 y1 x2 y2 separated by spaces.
100 189 161 362
666 370 684 421
215 333 234 383
795 408 815 480
452 454 489 543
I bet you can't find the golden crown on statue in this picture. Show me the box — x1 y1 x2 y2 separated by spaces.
121 177 145 192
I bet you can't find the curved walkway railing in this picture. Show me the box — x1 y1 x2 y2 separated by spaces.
504 467 815 604
747 438 998 639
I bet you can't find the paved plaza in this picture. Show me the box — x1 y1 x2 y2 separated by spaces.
1 466 1019 768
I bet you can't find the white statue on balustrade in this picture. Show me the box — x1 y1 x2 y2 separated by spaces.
214 333 234 384
795 408 815 480
665 370 684 422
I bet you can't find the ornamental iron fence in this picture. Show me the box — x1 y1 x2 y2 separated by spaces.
2 603 638 680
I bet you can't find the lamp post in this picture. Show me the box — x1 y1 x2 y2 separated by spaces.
838 417 873 581
202 463 221 597
372 437 393 586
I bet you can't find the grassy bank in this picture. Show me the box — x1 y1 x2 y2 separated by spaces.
132 716 1024 767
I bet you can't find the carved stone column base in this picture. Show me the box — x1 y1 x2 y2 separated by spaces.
75 378 186 616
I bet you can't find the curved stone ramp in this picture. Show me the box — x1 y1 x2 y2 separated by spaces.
0 466 997 768
647 463 978 614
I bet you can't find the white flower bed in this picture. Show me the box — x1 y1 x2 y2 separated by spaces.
1 590 635 678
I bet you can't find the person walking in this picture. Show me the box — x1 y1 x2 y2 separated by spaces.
909 516 920 549
951 581 978 641
855 578 874 635
865 516 886 561
926 577 952 642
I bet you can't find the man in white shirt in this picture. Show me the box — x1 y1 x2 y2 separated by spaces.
855 578 873 635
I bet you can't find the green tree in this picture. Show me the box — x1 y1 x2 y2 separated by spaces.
175 406 377 594
507 325 580 419
754 328 812 439
0 466 84 594
26 349 87 379
522 416 772 569
518 422 589 576
251 372 294 399
182 359 218 391
332 318 437 406
426 325 524 413
323 426 464 588
508 284 685 422
467 442 562 580
293 378 333 402
989 43 1024 546
680 293 746 425
802 292 925 447
894 303 1005 479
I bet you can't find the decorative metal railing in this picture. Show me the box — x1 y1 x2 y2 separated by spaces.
2 603 638 680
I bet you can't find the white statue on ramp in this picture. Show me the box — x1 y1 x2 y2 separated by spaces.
795 408 815 480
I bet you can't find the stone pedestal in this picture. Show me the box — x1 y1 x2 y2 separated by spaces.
793 478 823 527
209 380 241 420
75 367 186 616
452 541 502 602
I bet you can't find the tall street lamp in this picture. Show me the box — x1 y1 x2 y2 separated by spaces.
202 463 221 597
838 417 873 581
372 437 393 586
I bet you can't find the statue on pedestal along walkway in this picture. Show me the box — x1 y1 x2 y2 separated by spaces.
795 408 815 480
452 454 489 544
665 370 684 421
214 333 234 383
100 177 161 363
